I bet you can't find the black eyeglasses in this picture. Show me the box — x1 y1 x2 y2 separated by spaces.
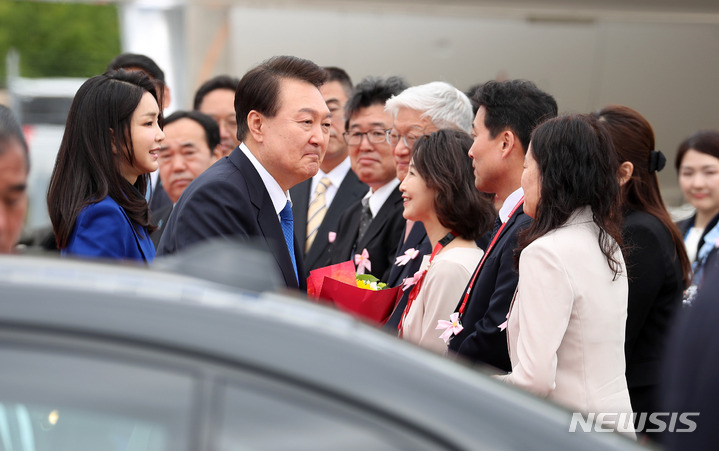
343 129 391 146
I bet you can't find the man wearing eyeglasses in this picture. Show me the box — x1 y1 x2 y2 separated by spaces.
290 67 368 275
382 82 475 330
328 76 409 284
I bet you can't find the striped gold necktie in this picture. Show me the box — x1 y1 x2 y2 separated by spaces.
306 177 331 252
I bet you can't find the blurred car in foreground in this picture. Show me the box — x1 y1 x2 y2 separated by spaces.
0 252 644 451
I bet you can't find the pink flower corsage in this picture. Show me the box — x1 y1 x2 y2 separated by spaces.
436 312 464 343
401 270 423 291
395 248 419 266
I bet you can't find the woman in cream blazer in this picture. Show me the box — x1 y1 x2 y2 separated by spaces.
497 115 635 438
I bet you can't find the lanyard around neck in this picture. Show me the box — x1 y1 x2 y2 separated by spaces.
398 231 456 334
458 196 524 315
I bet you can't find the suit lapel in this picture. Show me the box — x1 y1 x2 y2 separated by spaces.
234 151 300 288
495 203 525 244
305 171 367 269
117 203 154 263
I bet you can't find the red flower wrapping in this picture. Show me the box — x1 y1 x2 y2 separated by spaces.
307 261 402 325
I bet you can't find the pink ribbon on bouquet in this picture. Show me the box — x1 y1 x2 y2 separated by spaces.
354 248 371 275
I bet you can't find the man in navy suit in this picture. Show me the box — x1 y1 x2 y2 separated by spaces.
661 257 719 450
150 110 220 248
447 80 557 371
328 76 408 283
157 56 331 290
291 67 367 276
382 82 475 330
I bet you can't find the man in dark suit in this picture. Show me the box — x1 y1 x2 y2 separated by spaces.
157 56 331 290
382 81 475 330
193 75 241 158
328 76 409 283
447 80 557 371
150 110 219 248
291 67 367 276
661 256 719 450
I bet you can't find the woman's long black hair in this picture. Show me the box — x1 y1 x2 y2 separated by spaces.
48 70 161 249
515 114 624 278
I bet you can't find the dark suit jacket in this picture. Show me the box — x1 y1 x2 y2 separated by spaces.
149 177 172 213
661 257 719 450
448 205 532 372
290 169 367 276
329 186 405 283
383 221 432 331
150 203 173 249
157 147 306 290
622 209 684 416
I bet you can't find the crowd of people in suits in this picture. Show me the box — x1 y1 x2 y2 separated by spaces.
2 51 719 448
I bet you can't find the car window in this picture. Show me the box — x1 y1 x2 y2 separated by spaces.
217 376 449 451
0 347 194 451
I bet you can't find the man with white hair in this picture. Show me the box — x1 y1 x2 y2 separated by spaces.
383 82 474 329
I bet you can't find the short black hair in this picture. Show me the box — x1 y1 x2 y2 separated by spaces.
323 66 353 97
107 53 165 82
193 75 240 110
472 79 557 154
344 76 408 129
235 55 327 142
164 110 220 156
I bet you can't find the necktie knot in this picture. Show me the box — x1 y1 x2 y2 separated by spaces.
280 201 293 222
316 176 331 195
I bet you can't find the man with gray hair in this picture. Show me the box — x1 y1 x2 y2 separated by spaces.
0 105 29 254
383 81 474 329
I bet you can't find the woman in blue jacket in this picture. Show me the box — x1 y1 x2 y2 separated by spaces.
48 70 164 263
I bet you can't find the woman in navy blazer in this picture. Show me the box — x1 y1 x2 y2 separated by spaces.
48 70 164 263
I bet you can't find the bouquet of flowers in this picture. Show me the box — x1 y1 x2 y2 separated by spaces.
307 259 401 325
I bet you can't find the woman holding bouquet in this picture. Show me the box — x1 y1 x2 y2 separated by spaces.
398 129 494 354
496 114 634 437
